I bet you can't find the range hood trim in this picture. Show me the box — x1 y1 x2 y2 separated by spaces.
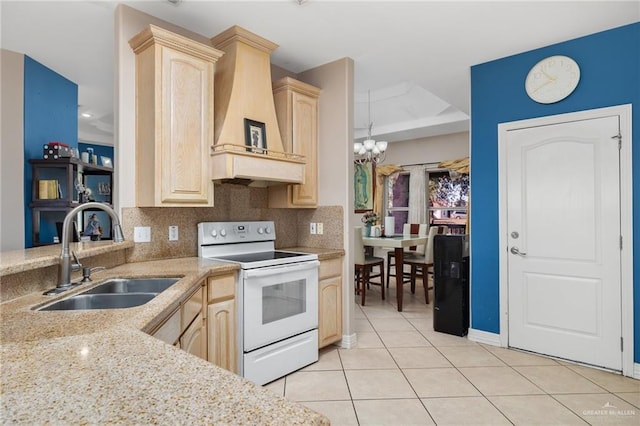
209 25 305 185
210 148 306 186
209 25 278 54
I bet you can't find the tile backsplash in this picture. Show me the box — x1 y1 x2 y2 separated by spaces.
122 183 343 262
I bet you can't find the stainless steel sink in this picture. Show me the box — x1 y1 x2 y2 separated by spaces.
37 277 181 311
81 278 180 295
39 293 157 311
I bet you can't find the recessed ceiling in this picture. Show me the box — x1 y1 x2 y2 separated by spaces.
2 1 638 146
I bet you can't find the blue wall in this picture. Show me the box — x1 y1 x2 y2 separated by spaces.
23 56 78 247
470 23 639 361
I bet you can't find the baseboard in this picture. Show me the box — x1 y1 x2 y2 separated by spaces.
468 328 502 347
339 332 358 349
468 331 639 378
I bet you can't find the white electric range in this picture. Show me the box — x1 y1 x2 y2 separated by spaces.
197 221 319 385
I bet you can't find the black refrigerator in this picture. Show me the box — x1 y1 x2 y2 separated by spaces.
433 234 470 336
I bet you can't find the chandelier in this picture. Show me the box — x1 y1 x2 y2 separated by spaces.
354 90 388 164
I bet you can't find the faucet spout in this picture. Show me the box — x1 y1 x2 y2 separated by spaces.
58 202 124 288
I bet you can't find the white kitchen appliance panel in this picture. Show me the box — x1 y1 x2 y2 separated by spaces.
242 260 319 352
243 329 318 385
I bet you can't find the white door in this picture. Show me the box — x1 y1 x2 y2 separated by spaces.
506 115 622 371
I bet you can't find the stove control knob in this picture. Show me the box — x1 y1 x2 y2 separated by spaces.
265 227 272 234
220 229 227 237
210 229 218 238
257 227 264 234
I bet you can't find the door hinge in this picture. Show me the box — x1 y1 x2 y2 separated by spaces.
621 337 624 351
612 132 622 150
620 235 623 250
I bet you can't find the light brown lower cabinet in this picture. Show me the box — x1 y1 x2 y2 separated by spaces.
149 273 238 373
151 306 181 346
151 283 206 356
207 273 238 373
318 257 343 348
179 312 206 360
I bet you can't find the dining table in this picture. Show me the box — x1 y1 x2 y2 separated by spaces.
362 234 428 312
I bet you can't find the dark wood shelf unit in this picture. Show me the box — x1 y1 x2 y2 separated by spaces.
28 158 113 246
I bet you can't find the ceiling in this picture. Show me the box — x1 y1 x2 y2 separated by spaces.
2 1 638 146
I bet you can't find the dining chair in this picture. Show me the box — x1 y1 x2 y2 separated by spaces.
354 227 385 305
404 225 447 304
386 223 428 288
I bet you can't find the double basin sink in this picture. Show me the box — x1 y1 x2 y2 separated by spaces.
38 277 180 311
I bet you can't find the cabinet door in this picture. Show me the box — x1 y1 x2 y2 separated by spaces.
319 276 342 348
180 312 206 360
290 91 318 206
268 78 320 209
181 284 204 331
152 307 181 346
207 299 237 373
160 47 213 205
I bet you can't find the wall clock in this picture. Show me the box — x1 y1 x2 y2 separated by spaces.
525 55 580 104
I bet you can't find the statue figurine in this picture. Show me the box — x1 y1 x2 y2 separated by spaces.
83 213 102 241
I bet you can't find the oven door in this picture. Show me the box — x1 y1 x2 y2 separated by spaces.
242 260 319 352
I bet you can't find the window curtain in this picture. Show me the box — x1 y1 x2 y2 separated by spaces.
374 164 404 219
405 165 428 225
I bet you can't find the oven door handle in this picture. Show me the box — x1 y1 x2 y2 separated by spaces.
244 260 320 278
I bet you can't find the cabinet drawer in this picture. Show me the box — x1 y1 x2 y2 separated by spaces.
319 257 342 280
181 284 203 330
208 273 236 302
152 307 180 345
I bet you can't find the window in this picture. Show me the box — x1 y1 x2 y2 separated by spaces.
427 171 469 231
385 172 409 234
383 165 470 235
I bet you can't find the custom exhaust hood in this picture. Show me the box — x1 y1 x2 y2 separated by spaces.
209 26 305 186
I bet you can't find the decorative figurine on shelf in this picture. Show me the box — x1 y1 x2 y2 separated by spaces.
75 181 94 203
84 213 102 241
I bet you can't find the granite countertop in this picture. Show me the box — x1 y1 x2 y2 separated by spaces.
1 257 235 343
0 256 333 424
0 240 135 276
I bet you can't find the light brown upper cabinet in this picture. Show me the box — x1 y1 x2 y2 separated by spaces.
129 25 224 207
268 77 320 208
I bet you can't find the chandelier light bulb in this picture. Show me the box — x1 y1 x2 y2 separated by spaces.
363 139 376 150
376 141 388 152
353 142 363 154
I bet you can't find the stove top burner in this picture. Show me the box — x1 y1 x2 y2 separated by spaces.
213 251 309 263
197 221 318 268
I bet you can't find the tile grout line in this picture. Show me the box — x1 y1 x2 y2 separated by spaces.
334 341 362 425
373 281 521 425
360 286 456 425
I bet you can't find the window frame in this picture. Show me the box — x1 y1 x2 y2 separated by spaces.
383 170 410 233
382 164 469 233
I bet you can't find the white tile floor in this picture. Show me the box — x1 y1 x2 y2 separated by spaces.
263 280 640 425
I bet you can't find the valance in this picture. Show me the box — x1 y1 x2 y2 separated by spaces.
438 157 469 174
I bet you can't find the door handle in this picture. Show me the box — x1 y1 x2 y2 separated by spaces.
510 246 527 256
